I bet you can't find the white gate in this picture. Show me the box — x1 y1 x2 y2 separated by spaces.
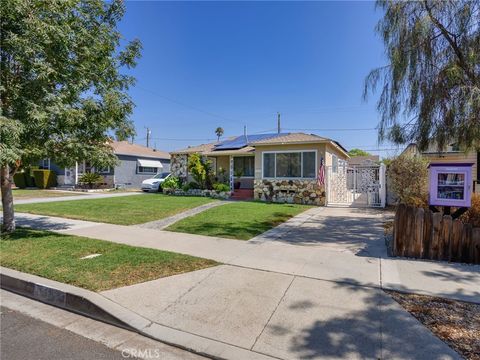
326 163 386 208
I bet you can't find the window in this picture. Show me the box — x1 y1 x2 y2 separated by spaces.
138 166 158 174
263 153 275 178
262 151 316 179
233 157 254 177
97 166 110 174
78 161 93 174
41 158 50 170
332 154 338 173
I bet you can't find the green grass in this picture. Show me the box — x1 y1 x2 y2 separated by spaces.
6 189 87 200
14 194 215 225
167 201 313 240
0 228 217 291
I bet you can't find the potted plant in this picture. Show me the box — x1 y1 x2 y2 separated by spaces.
234 169 243 190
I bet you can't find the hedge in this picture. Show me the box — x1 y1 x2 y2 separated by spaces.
13 173 27 189
33 170 57 189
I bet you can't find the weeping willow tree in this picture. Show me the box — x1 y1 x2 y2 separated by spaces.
364 0 480 151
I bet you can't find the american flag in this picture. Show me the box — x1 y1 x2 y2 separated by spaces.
317 159 325 186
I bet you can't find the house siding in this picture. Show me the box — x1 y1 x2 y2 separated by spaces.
114 154 170 188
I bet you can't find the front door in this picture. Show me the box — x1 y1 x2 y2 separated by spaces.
64 167 75 185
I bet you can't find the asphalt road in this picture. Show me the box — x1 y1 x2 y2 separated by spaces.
1 306 126 360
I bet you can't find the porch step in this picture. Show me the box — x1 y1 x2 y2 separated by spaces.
231 189 254 201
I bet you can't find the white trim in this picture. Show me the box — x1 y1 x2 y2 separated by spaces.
261 150 317 180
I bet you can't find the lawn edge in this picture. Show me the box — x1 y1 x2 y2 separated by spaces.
0 266 275 360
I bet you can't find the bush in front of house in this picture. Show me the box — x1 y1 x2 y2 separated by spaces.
388 154 429 207
33 169 57 189
461 193 480 227
187 153 214 190
162 176 181 190
13 172 27 188
78 172 103 189
213 183 230 192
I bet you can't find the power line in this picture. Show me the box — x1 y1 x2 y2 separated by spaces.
284 127 377 132
136 86 238 123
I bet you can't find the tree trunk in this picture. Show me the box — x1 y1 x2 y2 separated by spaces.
1 165 15 233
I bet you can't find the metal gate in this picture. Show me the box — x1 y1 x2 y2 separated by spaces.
326 163 386 207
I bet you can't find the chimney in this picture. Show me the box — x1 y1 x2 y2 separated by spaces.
277 112 281 134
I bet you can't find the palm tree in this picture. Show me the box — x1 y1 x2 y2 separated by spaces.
215 127 224 142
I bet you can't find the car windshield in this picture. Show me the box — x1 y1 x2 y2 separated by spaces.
153 172 170 179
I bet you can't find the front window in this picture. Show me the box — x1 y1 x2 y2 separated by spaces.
332 155 338 173
138 166 158 174
262 151 316 179
233 157 254 177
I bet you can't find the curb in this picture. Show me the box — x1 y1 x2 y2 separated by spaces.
0 267 276 360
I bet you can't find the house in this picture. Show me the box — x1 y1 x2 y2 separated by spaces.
41 141 170 189
347 155 379 166
402 143 479 193
170 132 349 205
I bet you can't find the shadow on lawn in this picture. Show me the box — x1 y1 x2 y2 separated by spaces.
263 279 458 360
10 215 80 232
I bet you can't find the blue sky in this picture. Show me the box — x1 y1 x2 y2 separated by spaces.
119 1 403 158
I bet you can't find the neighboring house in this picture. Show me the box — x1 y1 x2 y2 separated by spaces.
40 141 170 189
170 132 349 205
347 155 379 166
402 143 479 193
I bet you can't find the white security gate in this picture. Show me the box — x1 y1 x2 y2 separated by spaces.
326 163 386 207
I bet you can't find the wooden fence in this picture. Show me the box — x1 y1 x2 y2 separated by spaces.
393 204 480 264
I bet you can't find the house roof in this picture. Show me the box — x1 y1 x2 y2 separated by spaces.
111 141 170 159
171 132 349 157
348 155 380 166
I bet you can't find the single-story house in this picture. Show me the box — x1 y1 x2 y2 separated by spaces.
41 141 170 189
170 132 349 205
402 143 479 193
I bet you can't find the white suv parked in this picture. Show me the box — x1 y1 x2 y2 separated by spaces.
141 172 171 192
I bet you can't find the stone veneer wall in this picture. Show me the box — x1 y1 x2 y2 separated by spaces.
254 179 325 206
170 154 188 181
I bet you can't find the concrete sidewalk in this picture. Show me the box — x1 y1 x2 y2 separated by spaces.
12 210 480 302
138 200 228 230
14 191 143 205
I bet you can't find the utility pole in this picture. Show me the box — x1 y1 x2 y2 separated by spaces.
145 127 151 148
277 112 281 134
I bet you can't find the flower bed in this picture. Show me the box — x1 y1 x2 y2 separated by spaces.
163 188 231 200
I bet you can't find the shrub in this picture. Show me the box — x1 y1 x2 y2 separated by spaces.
13 172 27 188
388 155 429 207
213 183 230 192
25 166 38 187
33 170 57 189
162 176 181 190
461 193 480 227
78 172 102 189
187 153 214 190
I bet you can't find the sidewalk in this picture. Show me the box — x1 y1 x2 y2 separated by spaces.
12 211 480 303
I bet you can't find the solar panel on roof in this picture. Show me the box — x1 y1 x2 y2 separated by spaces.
214 133 289 150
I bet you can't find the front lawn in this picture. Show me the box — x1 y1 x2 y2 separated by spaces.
166 201 312 240
0 228 217 291
14 194 215 225
6 189 88 200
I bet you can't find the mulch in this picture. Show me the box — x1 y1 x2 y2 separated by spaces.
387 290 480 360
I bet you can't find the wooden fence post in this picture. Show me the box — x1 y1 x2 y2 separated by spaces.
422 209 433 259
472 228 480 264
439 215 452 261
413 207 424 257
450 220 463 262
394 204 406 256
431 212 443 260
462 224 473 263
